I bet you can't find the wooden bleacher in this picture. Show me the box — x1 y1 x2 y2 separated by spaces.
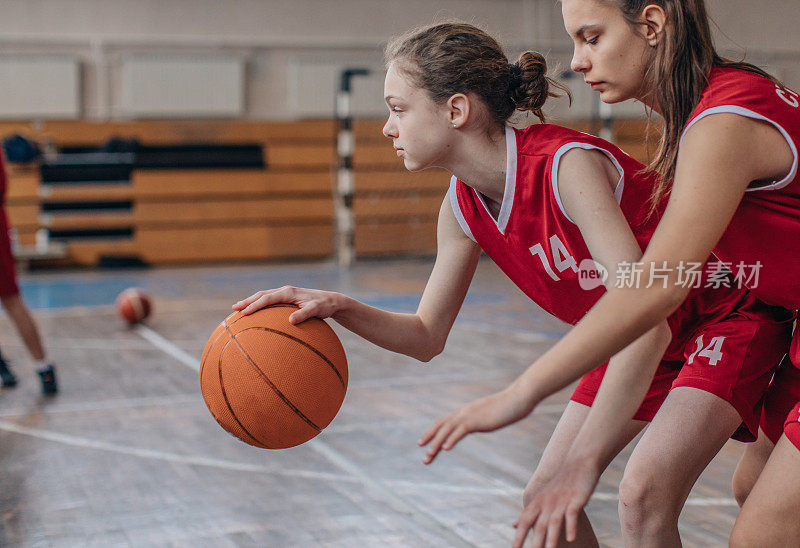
1 118 661 267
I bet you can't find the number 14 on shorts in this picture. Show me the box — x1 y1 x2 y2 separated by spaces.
687 335 726 366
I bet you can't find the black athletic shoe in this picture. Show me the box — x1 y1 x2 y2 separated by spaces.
0 357 17 387
38 364 57 395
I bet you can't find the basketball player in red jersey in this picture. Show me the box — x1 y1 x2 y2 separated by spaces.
234 22 792 547
462 1 800 546
0 151 57 394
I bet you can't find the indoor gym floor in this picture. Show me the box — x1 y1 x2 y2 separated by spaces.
0 258 744 547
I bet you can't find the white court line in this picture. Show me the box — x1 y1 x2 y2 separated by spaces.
133 324 200 371
0 416 739 508
683 497 739 507
0 393 200 418
0 338 154 350
0 418 354 484
308 438 479 548
589 492 738 507
384 481 738 506
0 413 513 499
0 411 512 499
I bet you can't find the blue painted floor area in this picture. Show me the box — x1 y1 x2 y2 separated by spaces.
16 258 569 339
20 275 154 309
18 260 501 310
18 262 351 310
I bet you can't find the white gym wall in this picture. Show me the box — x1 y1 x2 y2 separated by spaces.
0 0 795 120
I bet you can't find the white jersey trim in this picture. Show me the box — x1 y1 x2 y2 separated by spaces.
448 175 476 242
681 105 799 192
551 142 625 225
473 124 517 235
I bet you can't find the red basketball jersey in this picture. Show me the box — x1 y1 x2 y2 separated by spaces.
683 67 800 310
450 124 759 359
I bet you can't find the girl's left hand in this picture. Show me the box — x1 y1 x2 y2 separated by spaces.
418 385 536 465
512 459 600 548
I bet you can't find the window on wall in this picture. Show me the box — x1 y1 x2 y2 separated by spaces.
120 55 245 118
0 56 81 119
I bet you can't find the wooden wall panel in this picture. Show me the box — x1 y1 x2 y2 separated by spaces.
5 203 39 228
41 184 133 202
134 197 333 225
354 194 443 219
615 119 663 140
618 142 651 164
0 120 337 146
352 119 385 140
62 240 139 265
353 169 449 192
264 144 336 168
136 224 333 263
6 171 40 201
352 144 399 166
355 220 437 255
39 212 133 230
133 170 334 198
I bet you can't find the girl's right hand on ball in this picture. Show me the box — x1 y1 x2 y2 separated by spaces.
233 286 346 324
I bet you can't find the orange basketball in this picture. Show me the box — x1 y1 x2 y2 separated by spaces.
199 304 348 449
116 288 152 324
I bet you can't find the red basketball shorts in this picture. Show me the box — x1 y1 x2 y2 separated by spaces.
0 205 19 297
573 310 793 442
784 402 800 451
761 324 800 449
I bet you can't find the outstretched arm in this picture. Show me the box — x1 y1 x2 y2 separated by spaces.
234 194 481 362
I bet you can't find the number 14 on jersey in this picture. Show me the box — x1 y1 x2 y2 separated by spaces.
529 234 579 282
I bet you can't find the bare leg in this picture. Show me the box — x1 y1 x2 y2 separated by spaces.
0 294 45 361
523 401 647 547
617 387 741 547
730 435 800 547
731 428 774 506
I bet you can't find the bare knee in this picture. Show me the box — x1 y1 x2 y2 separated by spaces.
618 467 678 535
618 473 650 533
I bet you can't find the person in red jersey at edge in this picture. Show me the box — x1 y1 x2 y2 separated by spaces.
232 22 792 546
433 1 800 546
0 150 58 394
